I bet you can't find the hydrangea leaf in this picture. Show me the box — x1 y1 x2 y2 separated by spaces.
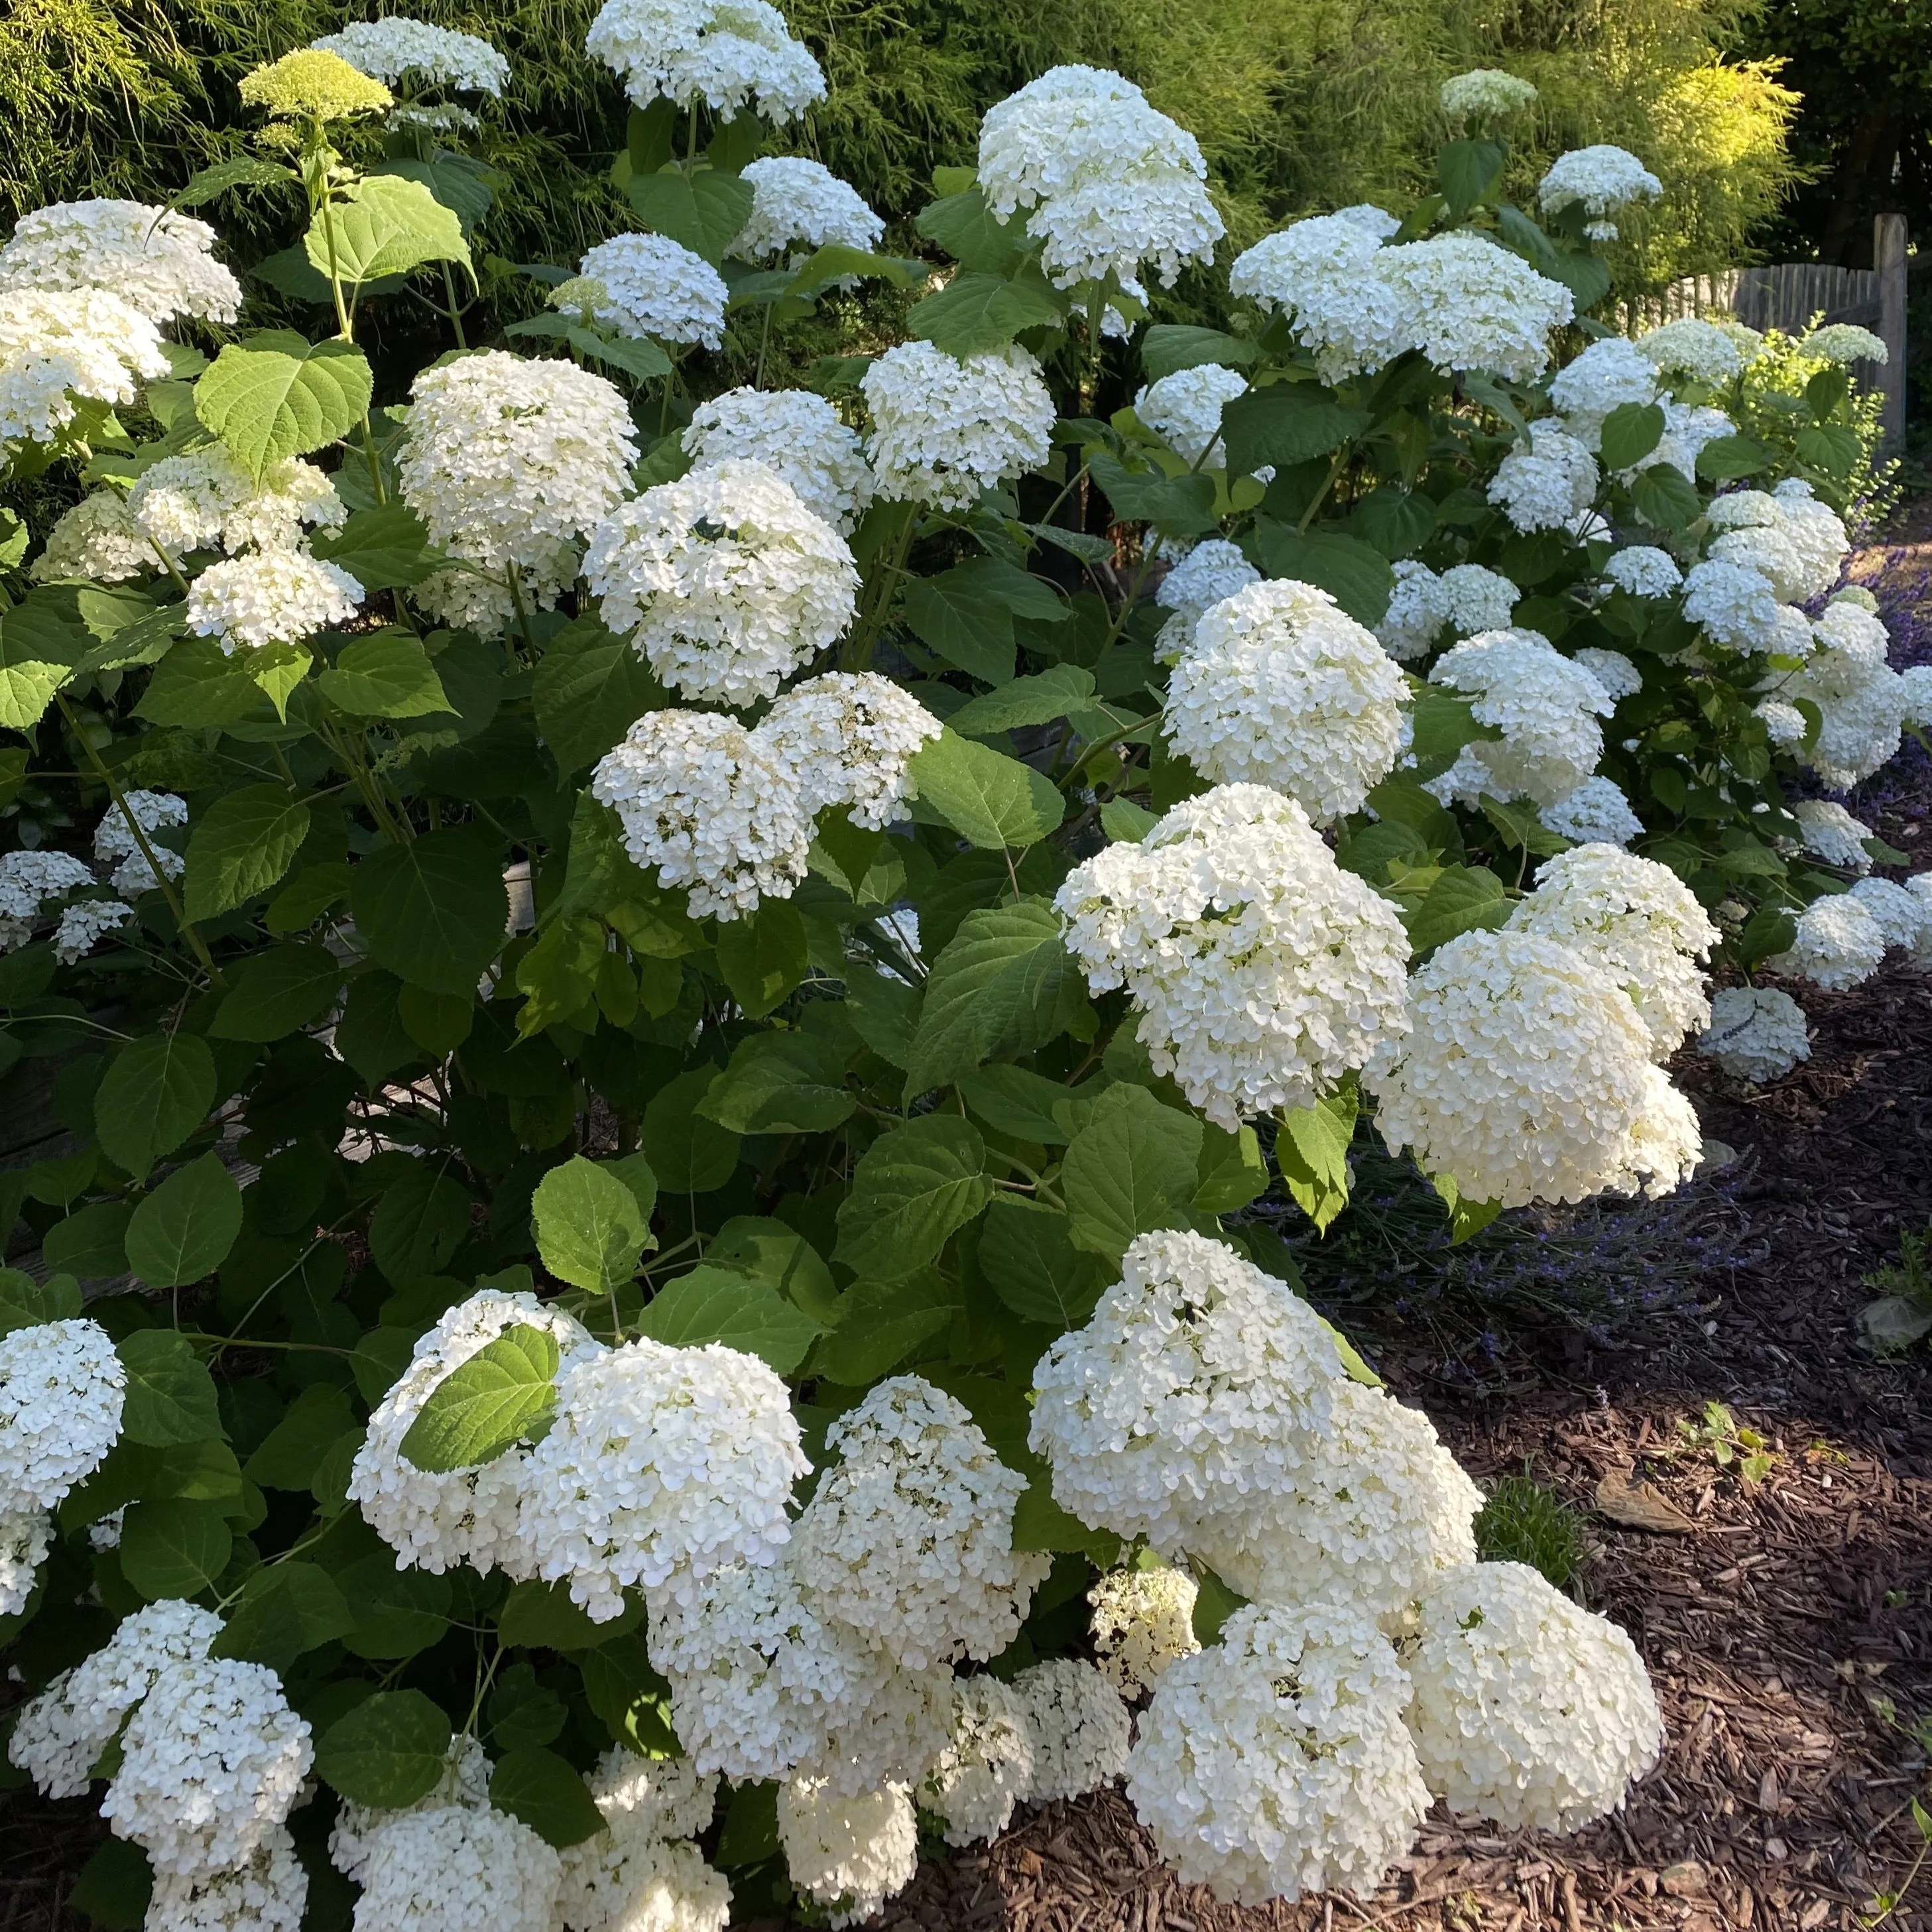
977 1196 1104 1328
337 1555 454 1660
1222 389 1372 478
0 1266 81 1335
117 1497 233 1599
497 1579 643 1651
1598 401 1666 471
900 571 1016 685
835 1117 991 1280
1244 521 1394 627
91 1032 216 1182
306 174 473 287
491 1747 607 1849
125 1152 243 1289
639 1069 742 1192
314 1689 453 1807
913 188 1029 276
311 506 440 589
532 1156 650 1296
633 1263 821 1374
1398 863 1512 955
809 1275 953 1385
1187 1561 1249 1646
533 616 669 776
0 599 82 731
1061 1084 1203 1260
1277 1088 1358 1233
627 167 754 265
1140 325 1258 381
194 330 375 479
183 785 312 923
211 1563 355 1671
116 1329 222 1446
906 730 1065 851
699 1031 854 1135
349 825 509 995
947 666 1096 736
908 271 1064 358
208 944 344 1042
398 1323 561 1473
715 901 809 1018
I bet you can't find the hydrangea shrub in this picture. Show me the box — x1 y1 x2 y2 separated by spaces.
0 22 1926 1929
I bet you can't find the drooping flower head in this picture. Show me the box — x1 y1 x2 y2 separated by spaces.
0 200 240 325
1439 69 1538 119
585 0 826 121
1426 629 1614 807
683 387 874 531
755 672 941 829
184 549 364 652
0 288 168 447
776 1778 917 1928
1697 985 1810 1083
577 232 729 347
0 1317 126 1516
730 156 884 261
309 18 511 93
1134 363 1250 471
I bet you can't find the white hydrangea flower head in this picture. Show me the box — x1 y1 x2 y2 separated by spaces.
1154 538 1260 660
976 66 1223 289
1755 699 1807 749
145 1826 308 1932
1229 206 1404 383
1631 400 1736 483
398 351 638 625
1168 579 1409 822
1680 558 1801 655
392 103 482 134
560 1832 731 1932
1437 565 1520 637
920 1675 1036 1847
861 341 1055 512
1706 520 1830 607
95 789 188 896
585 459 858 705
1126 1602 1428 1905
129 450 345 560
0 849 97 951
1785 607 1906 788
730 156 883 261
1636 317 1748 387
1088 1565 1200 1697
791 1375 1048 1671
755 672 941 829
1540 776 1645 848
813 1658 960 1801
1052 786 1412 1128
1800 324 1888 366
309 19 510 92
1134 364 1252 472
776 1779 916 1929
683 387 873 532
1028 1229 1344 1551
8 1601 221 1800
1537 146 1662 239
1791 798 1873 871
1372 233 1574 382
329 1734 494 1882
1427 629 1614 807
1571 648 1642 703
353 1805 562 1932
1832 583 1880 615
585 0 826 120
184 548 363 652
30 491 152 584
0 1317 125 1515
54 898 133 964
1440 69 1538 118
591 709 814 921
1012 1658 1132 1802
518 1335 810 1620
577 233 729 347
1697 984 1809 1083
1400 1561 1663 1830
0 200 240 324
1192 1380 1482 1617
1548 337 1660 448
1487 422 1599 534
1768 478 1850 597
1849 876 1928 953
101 1657 312 1878
1601 545 1682 599
1768 892 1886 991
0 1508 48 1618
1900 664 1932 728
1368 926 1675 1208
348 1290 602 1579
1376 560 1446 662
1508 842 1718 1057
0 287 169 446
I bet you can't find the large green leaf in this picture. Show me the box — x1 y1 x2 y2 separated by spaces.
315 1690 453 1807
532 616 665 774
212 1563 355 1670
1140 326 1258 381
1277 1087 1358 1233
1438 139 1506 217
125 1152 243 1289
906 730 1064 851
714 901 808 1018
904 898 1082 1093
532 1156 650 1296
491 1748 606 1849
699 1030 854 1134
400 1323 561 1473
338 1557 454 1660
118 1498 232 1600
835 1115 991 1280
977 1195 1103 1327
1195 1122 1270 1213
497 1578 642 1650
810 1275 952 1384
1061 1084 1203 1260
1400 863 1511 955
1628 462 1701 530
1245 522 1395 627
367 1160 472 1281
957 1065 1083 1144
640 1069 741 1193
92 1032 215 1181
316 632 451 719
42 1202 133 1281
1222 389 1370 477
194 331 374 479
208 943 343 1042
350 826 509 995
0 1268 81 1335
633 1264 821 1374
311 506 439 589
1598 400 1665 471
306 174 473 286
0 599 82 730
68 1842 152 1932
900 571 1014 686
913 188 1029 274
1086 453 1219 535
947 667 1095 736
908 272 1063 357
117 1329 222 1447
183 785 312 922
627 168 755 263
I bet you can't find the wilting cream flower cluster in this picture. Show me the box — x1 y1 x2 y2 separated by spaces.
684 387 873 531
1426 629 1616 808
30 491 152 583
922 1676 1036 1846
586 458 858 704
1154 538 1259 660
1488 422 1599 533
0 200 241 324
585 0 826 119
127 450 345 560
54 899 133 965
310 18 511 93
184 549 363 652
349 1290 603 1580
1089 1565 1201 1697
94 788 188 896
0 287 169 446
577 233 729 347
1540 776 1646 848
0 1317 125 1514
731 156 884 261
556 1749 730 1932
977 66 1224 288
1054 786 1412 1128
1440 69 1538 118
1368 926 1701 1207
1377 561 1519 660
776 1780 918 1927
1507 843 1718 1056
1128 1603 1431 1905
398 350 638 631
861 341 1055 511
1167 580 1409 822
1537 146 1662 239
1697 984 1810 1083
1399 1563 1663 1830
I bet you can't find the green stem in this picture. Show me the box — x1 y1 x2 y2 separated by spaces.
440 260 469 350
843 514 917 672
317 193 355 345
1298 444 1352 532
755 303 774 391
505 566 539 663
58 694 223 987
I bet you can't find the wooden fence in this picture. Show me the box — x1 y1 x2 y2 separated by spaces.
1617 214 1909 448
